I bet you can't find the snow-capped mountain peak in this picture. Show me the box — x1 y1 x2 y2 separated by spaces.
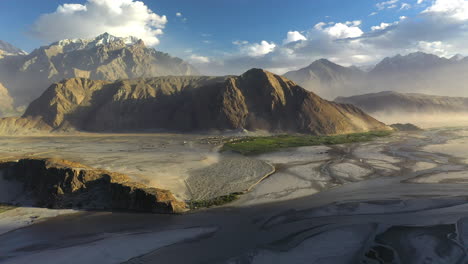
0 40 27 57
49 33 142 52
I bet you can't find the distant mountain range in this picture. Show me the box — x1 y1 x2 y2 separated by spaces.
0 40 27 58
284 52 468 100
335 91 468 114
5 69 388 135
0 33 199 108
283 59 365 100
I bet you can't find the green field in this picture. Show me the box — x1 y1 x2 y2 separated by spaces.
222 130 393 155
187 193 242 209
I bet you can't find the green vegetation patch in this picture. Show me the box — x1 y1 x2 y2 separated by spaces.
187 193 242 209
222 130 393 155
0 203 16 214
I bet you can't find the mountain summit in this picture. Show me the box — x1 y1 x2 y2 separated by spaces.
0 33 199 108
18 69 388 134
48 32 142 53
0 40 27 58
283 59 365 99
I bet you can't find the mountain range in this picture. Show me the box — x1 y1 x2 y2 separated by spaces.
6 69 388 135
335 91 468 114
0 33 199 108
283 59 365 100
284 52 468 100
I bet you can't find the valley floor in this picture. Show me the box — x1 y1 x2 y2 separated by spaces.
1 127 468 263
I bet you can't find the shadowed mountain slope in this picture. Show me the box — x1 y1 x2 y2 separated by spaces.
19 69 388 134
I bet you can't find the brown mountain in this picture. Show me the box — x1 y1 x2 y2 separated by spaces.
0 81 15 116
17 69 388 135
0 33 199 108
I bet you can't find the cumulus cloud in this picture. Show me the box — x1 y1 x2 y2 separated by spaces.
371 22 393 31
400 3 411 10
242 41 276 57
318 21 364 39
376 0 400 10
176 12 182 17
423 0 468 20
283 31 307 44
188 0 468 76
189 54 210 63
233 40 249 45
417 41 453 56
31 0 167 46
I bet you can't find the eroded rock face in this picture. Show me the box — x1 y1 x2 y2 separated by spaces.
20 69 389 135
0 159 186 213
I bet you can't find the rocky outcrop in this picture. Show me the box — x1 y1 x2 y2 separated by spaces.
0 158 186 213
20 69 389 135
0 33 199 107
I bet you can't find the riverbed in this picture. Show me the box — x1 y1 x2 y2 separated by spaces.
2 127 468 263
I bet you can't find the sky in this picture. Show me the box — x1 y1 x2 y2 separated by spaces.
0 0 467 75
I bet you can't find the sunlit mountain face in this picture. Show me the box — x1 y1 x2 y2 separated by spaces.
1 1 468 263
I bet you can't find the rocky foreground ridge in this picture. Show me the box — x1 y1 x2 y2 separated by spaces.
8 68 388 135
0 158 186 213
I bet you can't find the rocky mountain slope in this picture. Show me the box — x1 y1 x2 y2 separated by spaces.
15 69 388 134
0 40 27 58
335 91 468 114
0 158 186 213
283 59 365 100
284 52 468 99
0 33 199 107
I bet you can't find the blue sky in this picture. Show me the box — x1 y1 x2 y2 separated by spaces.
0 0 466 74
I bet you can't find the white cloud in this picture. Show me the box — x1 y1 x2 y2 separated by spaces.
232 40 249 45
176 12 182 17
417 0 425 4
417 41 452 56
283 31 307 44
400 3 411 10
423 0 468 20
243 41 276 57
376 0 400 10
190 0 468 76
370 16 406 31
371 22 392 31
314 22 327 30
369 12 379 16
189 54 210 63
321 22 364 39
57 4 87 13
31 0 167 46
